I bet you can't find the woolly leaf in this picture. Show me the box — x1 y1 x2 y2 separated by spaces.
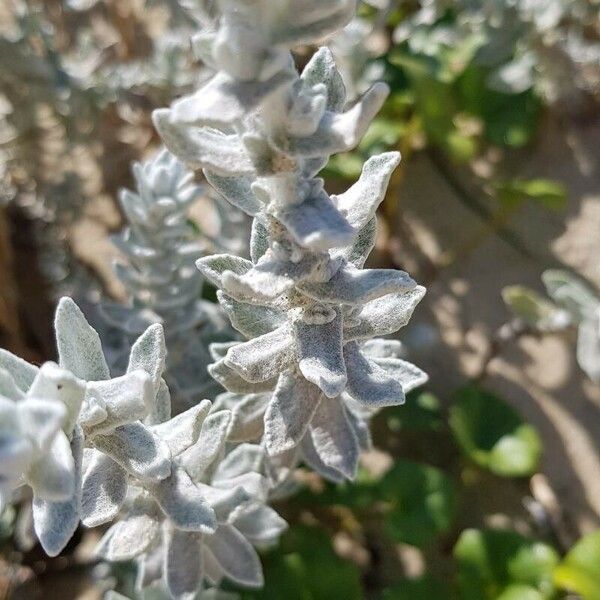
225 327 295 383
205 171 261 217
145 468 217 533
205 524 264 588
333 152 401 231
218 292 285 338
294 309 347 398
264 373 322 455
153 110 254 176
299 266 416 305
164 526 204 600
32 426 83 557
196 254 254 289
81 450 128 527
308 398 359 480
0 349 37 392
92 423 171 481
343 342 405 407
55 297 110 381
277 192 355 251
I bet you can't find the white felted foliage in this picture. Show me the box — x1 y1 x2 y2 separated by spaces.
155 0 427 482
102 148 233 407
98 403 287 600
1 296 287 599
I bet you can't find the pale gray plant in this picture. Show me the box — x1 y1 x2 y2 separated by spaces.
0 296 287 600
102 149 233 406
504 270 600 382
154 0 428 482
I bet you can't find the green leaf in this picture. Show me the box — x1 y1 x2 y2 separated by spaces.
502 286 571 331
381 575 447 599
496 584 545 600
454 528 559 600
495 179 567 211
554 530 600 600
450 386 542 477
241 526 363 600
387 391 444 432
380 460 457 548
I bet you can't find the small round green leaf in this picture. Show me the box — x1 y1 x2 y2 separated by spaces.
450 387 542 477
554 530 600 600
380 460 457 548
454 528 559 600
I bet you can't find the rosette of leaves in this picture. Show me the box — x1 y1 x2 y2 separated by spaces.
0 297 172 555
212 338 426 484
102 149 232 406
97 418 287 599
153 0 428 481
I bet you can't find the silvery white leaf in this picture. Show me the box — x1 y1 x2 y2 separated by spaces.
344 286 426 341
362 338 404 359
285 83 388 157
196 254 254 289
145 467 217 533
92 423 171 481
577 316 600 382
214 444 265 482
96 509 160 561
224 327 295 383
55 297 110 381
335 217 377 268
226 394 270 442
151 400 212 457
221 251 321 304
81 450 128 527
205 524 263 588
277 192 355 251
264 373 322 455
153 110 254 176
332 152 400 231
205 171 261 217
209 359 278 394
299 265 416 305
209 342 240 362
171 70 294 128
295 309 347 398
271 0 357 47
231 503 287 545
250 218 270 263
196 484 251 522
16 395 66 451
180 410 231 482
372 357 428 393
300 432 346 483
211 472 268 503
127 324 166 396
164 526 203 600
84 371 153 436
343 342 405 407
308 398 359 480
0 368 25 400
27 362 85 436
33 426 83 557
218 292 285 338
301 47 346 112
28 431 75 502
0 349 38 392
